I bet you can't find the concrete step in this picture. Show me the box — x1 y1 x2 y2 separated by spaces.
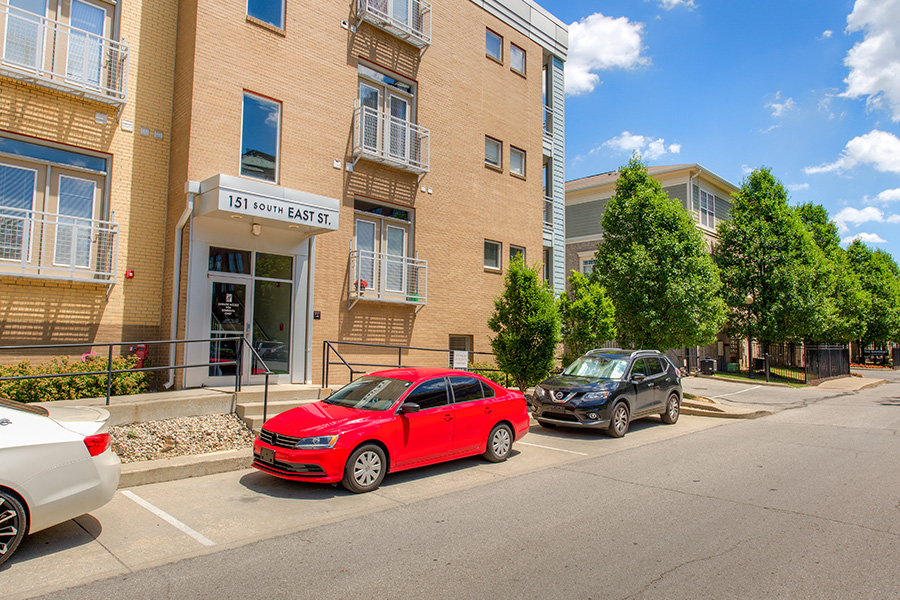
235 398 319 420
232 383 327 404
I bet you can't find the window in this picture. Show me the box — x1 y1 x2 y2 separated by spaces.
510 146 525 177
448 335 472 367
0 134 109 276
449 376 485 403
485 137 502 169
486 29 502 61
354 199 412 294
241 92 280 183
510 43 525 74
580 256 595 276
510 245 524 263
405 378 449 410
247 0 284 29
692 185 717 229
358 63 417 164
543 248 553 284
484 240 501 270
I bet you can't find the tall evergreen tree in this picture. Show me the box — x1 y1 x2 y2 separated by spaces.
714 168 828 345
559 270 616 367
593 156 726 351
488 255 560 392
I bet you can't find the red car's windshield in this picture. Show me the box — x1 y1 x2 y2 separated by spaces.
322 377 412 411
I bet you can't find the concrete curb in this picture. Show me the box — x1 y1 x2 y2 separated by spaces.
120 448 253 488
681 399 771 420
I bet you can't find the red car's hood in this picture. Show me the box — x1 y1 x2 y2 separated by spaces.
262 401 389 436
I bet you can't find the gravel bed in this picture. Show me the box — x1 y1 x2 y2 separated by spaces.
110 414 256 463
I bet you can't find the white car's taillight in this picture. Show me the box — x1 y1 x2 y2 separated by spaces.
84 433 111 457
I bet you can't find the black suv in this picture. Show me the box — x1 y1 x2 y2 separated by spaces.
531 349 682 437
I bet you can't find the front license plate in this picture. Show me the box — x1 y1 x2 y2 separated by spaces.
260 446 275 464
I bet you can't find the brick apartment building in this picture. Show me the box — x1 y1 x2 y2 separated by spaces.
0 0 568 388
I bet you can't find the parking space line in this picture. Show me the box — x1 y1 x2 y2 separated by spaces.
518 442 589 456
711 385 761 399
122 490 215 547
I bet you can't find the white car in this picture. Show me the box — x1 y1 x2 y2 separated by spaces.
0 397 120 567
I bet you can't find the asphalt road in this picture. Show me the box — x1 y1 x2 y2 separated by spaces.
6 374 900 599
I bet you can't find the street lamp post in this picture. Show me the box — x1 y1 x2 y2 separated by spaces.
745 293 753 379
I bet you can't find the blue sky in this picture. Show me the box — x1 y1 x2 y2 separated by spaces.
539 0 900 263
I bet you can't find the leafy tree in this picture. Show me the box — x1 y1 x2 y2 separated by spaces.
593 155 726 351
796 202 868 342
488 255 560 392
714 168 828 345
558 270 616 367
846 240 900 345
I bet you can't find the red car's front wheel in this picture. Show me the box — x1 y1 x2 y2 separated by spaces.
341 444 387 493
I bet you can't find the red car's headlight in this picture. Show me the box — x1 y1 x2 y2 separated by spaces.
84 433 111 457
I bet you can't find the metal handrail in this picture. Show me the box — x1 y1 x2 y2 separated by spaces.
0 3 129 104
543 195 553 227
348 248 427 309
322 340 504 388
357 0 432 47
353 105 430 174
0 337 273 410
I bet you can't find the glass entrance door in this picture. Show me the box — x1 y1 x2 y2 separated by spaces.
209 279 248 379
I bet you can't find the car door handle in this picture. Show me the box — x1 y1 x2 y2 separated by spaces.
484 407 492 414
444 414 453 421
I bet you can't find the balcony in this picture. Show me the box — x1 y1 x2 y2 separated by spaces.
0 207 118 284
357 0 431 48
353 105 430 174
0 4 128 106
543 105 554 155
543 195 554 228
348 249 427 310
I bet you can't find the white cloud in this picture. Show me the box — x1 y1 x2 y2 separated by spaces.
866 188 900 203
833 205 900 233
822 30 834 38
842 232 889 244
787 183 810 192
767 92 796 117
600 131 682 160
657 0 696 9
804 129 900 174
566 13 648 96
842 0 900 121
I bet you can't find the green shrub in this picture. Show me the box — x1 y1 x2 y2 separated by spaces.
0 355 150 403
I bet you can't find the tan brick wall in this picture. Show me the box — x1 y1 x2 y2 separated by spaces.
0 0 178 351
167 0 548 385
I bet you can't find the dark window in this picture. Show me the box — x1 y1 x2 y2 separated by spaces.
449 376 484 403
405 378 449 410
209 247 251 274
480 380 496 398
630 358 649 377
646 358 665 376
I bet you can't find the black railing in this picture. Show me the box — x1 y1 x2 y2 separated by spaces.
322 340 505 388
0 337 273 414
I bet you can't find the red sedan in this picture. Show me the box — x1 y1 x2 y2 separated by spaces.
252 368 529 493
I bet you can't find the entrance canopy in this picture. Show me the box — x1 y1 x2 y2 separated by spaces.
195 174 340 235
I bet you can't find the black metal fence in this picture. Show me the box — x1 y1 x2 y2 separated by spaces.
758 343 850 384
804 344 850 382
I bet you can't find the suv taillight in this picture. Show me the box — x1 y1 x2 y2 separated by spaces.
84 433 111 457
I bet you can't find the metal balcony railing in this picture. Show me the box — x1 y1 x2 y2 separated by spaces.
0 4 128 105
0 206 118 283
357 0 431 48
348 249 427 310
543 196 554 227
543 105 553 142
353 105 430 174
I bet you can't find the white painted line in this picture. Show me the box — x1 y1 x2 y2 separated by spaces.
711 385 762 399
518 442 589 456
122 490 215 547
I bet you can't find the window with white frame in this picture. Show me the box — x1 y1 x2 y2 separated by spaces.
510 146 525 177
448 334 473 367
358 62 416 162
485 137 501 169
543 247 553 285
692 186 717 229
354 199 412 294
510 43 525 74
0 134 109 272
247 0 284 28
484 240 501 270
486 29 502 61
510 245 524 264
579 254 595 276
241 92 281 182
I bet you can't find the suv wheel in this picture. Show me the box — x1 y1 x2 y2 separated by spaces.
661 393 680 424
607 402 630 438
